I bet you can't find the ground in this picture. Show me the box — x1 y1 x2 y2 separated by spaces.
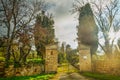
50 63 94 80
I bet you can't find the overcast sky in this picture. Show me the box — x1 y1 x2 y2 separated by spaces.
46 0 78 49
45 0 120 49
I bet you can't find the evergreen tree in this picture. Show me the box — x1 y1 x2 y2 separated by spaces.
77 3 98 55
34 11 55 58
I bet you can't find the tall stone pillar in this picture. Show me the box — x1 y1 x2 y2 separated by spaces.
79 44 92 72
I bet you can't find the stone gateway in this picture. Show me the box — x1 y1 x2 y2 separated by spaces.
45 44 58 73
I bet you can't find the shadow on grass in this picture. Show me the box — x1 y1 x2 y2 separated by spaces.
80 72 120 80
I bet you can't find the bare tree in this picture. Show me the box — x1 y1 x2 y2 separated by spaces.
13 27 33 64
92 0 120 56
0 0 47 65
74 0 120 57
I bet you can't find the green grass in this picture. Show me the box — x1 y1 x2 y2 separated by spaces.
80 72 120 80
27 58 45 64
0 73 55 80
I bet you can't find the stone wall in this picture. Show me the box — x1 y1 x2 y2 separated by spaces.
0 61 5 77
79 44 120 75
92 55 120 75
0 64 42 77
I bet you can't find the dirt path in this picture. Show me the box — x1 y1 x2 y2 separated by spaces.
50 63 94 80
59 72 94 80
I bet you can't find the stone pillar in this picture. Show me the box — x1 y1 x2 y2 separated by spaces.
45 44 58 73
79 44 92 72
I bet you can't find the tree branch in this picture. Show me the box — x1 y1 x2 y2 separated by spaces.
98 42 106 53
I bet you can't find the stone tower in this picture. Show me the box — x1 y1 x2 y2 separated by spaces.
79 44 92 72
44 43 58 73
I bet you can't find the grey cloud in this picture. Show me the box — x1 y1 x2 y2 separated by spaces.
45 0 78 49
46 0 73 17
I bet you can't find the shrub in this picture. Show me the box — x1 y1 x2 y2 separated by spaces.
0 57 5 61
27 58 45 65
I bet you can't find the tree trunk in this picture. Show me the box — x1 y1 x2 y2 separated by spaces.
105 41 113 58
5 44 11 67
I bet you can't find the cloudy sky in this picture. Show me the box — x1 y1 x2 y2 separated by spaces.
46 0 79 49
45 0 120 49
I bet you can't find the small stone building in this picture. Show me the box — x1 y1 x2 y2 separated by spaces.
44 43 58 73
79 44 92 72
